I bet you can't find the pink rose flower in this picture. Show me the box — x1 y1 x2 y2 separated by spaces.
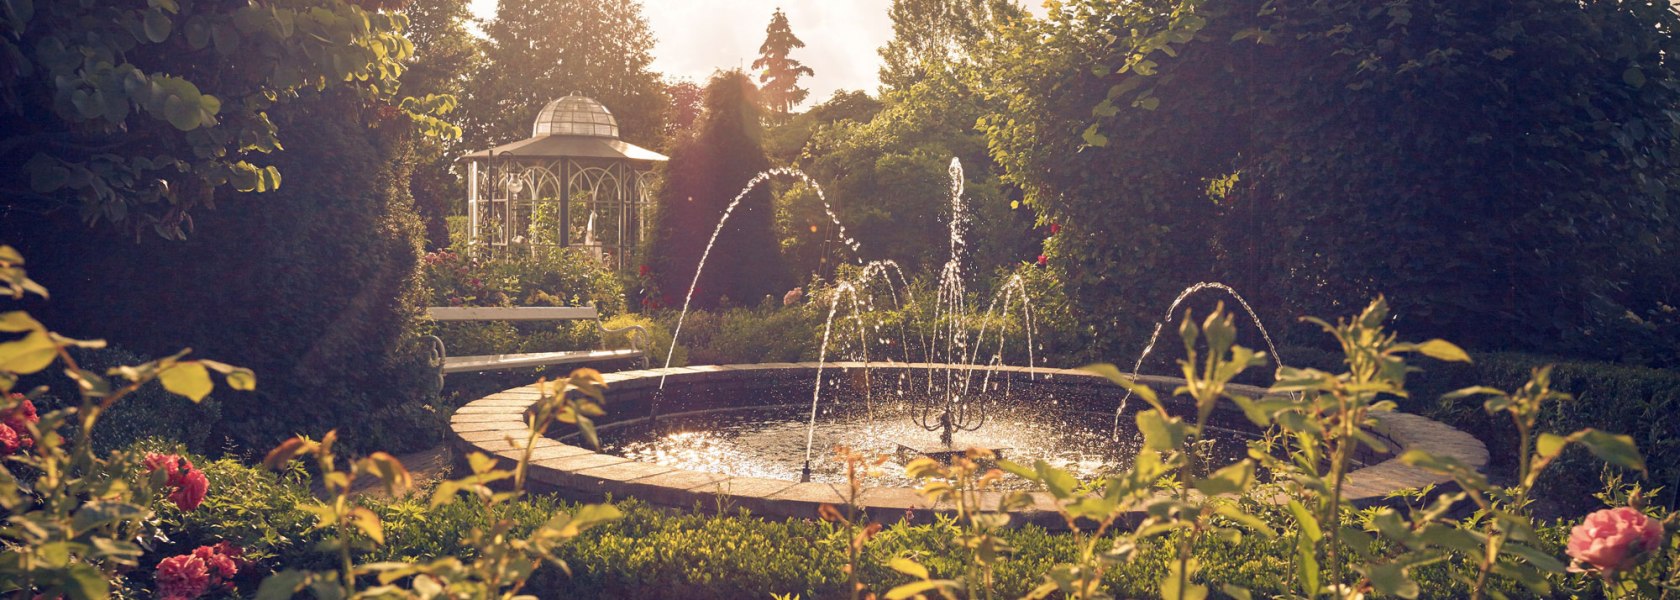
157 542 244 599
1036 254 1048 267
2 395 37 451
191 542 243 582
156 554 210 599
144 452 209 512
782 287 804 306
0 423 18 454
1567 506 1664 574
170 467 209 511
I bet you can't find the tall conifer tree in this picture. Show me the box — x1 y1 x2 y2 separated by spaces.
649 71 790 309
752 8 816 116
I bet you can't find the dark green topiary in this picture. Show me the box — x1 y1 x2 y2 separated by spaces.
6 89 441 455
649 70 792 310
23 347 223 456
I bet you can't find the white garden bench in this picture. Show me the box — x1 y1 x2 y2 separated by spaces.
424 306 649 385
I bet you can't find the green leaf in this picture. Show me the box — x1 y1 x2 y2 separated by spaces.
0 311 41 332
1364 562 1419 599
63 562 110 600
255 569 314 600
1037 460 1078 499
886 580 952 600
143 9 172 43
996 459 1038 482
25 154 70 193
889 556 929 579
0 329 57 374
1288 499 1321 542
1160 557 1207 600
163 94 203 130
556 503 622 537
1502 541 1566 573
160 361 213 401
1295 533 1321 596
1572 429 1645 473
1137 410 1187 452
1192 460 1253 496
1536 433 1566 459
1082 123 1109 147
1213 502 1276 537
70 500 148 536
1624 67 1647 88
1412 339 1470 362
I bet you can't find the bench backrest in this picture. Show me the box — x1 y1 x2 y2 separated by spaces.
426 306 600 322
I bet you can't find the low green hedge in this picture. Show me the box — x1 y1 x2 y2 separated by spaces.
1272 345 1679 515
1413 352 1680 515
154 447 1587 599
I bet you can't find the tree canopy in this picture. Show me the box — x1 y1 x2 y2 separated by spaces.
878 0 1022 92
0 0 454 239
466 0 666 147
400 0 482 249
752 8 815 117
984 0 1680 363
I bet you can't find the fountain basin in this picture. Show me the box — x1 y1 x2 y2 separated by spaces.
449 363 1489 529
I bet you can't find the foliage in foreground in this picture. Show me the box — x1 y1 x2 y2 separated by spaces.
7 236 1680 599
875 299 1679 600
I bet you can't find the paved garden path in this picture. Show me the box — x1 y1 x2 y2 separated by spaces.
312 445 455 500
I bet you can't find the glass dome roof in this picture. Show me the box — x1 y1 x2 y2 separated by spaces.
532 94 619 139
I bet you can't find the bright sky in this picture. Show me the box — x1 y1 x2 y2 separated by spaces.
467 0 1047 106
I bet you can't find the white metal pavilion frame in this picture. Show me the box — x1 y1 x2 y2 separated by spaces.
461 94 666 271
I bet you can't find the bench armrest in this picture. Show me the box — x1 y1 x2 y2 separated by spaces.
595 320 652 368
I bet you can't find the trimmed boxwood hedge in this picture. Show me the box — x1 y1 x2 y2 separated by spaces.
153 446 1580 599
1276 345 1679 515
1414 352 1680 515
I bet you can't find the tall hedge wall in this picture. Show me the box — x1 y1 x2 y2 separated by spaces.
6 90 441 455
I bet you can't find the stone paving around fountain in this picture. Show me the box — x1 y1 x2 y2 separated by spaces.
450 362 1490 529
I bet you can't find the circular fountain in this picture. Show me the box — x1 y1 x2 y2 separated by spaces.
449 157 1489 527
449 362 1489 528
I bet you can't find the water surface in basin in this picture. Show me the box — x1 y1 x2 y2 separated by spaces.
599 403 1258 489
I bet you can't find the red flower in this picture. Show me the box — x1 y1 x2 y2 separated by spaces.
2 394 37 452
0 424 18 454
638 264 652 277
156 554 210 600
157 542 244 599
1036 254 1048 267
1049 223 1061 235
145 453 209 512
191 543 241 581
171 468 209 511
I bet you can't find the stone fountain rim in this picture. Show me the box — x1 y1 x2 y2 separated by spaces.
448 362 1490 529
